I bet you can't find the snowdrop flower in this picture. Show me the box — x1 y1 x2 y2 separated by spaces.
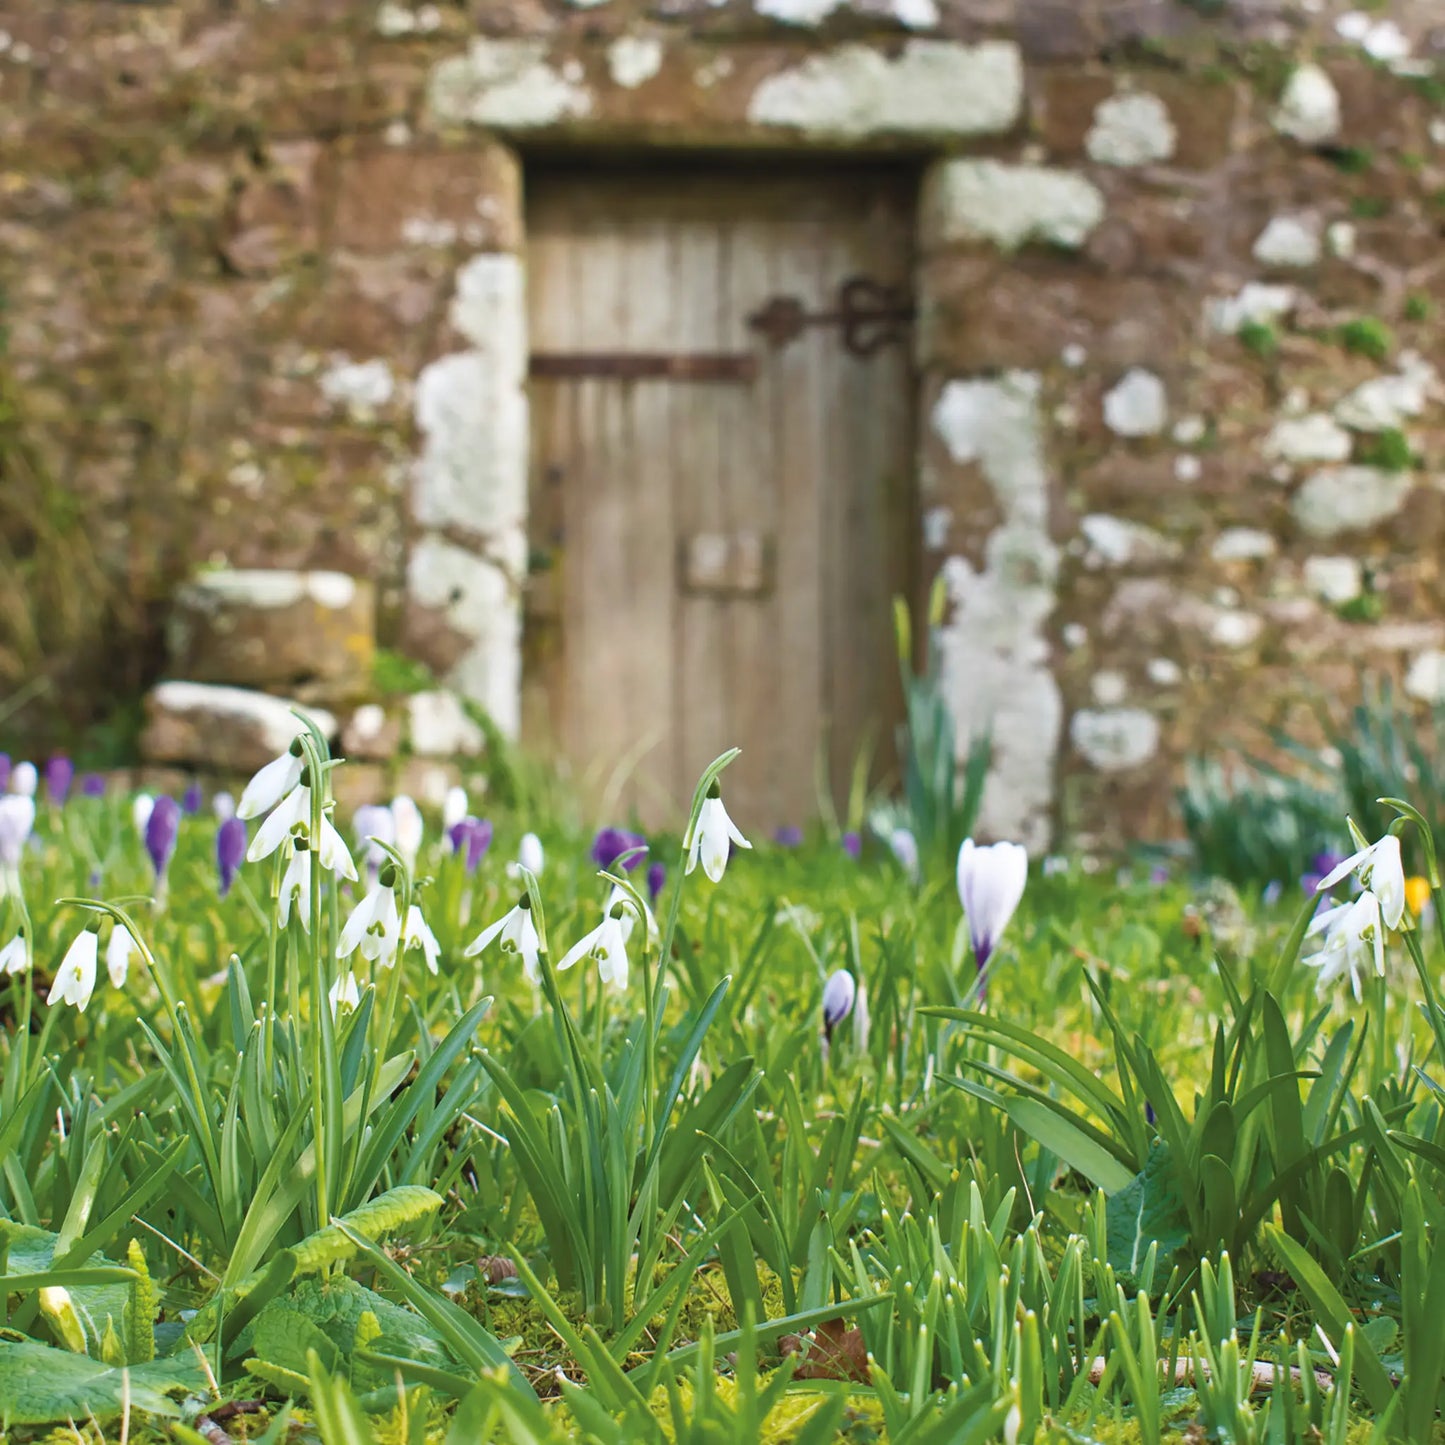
49 924 100 1012
0 793 35 893
1315 831 1406 931
403 904 440 975
329 970 361 1017
279 839 312 931
316 814 358 881
686 785 751 883
465 893 542 984
518 832 544 877
822 969 856 1042
10 761 37 797
449 817 493 873
606 883 656 950
212 791 236 822
132 793 155 837
443 787 469 837
0 929 29 976
889 827 920 884
337 867 401 962
559 900 631 992
237 738 305 821
106 925 137 989
957 838 1029 980
391 795 423 869
1305 890 1385 1001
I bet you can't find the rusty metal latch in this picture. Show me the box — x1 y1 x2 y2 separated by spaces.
747 275 914 356
530 352 756 382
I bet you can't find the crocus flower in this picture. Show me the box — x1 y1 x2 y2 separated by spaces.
0 755 9 790
957 838 1029 991
45 756 73 805
354 803 395 873
647 861 666 903
443 787 469 837
450 817 493 873
1305 890 1384 1001
238 739 305 820
889 827 920 883
592 827 647 872
403 904 441 974
0 929 28 975
337 868 401 962
106 925 136 989
518 832 544 877
133 793 155 837
144 796 181 880
212 791 236 822
1301 849 1346 896
465 893 541 984
279 839 311 930
181 781 203 815
822 969 856 1042
217 816 247 898
329 970 361 1017
10 762 37 797
49 924 99 1012
391 795 423 869
774 825 803 848
841 831 862 860
1315 831 1406 930
80 774 107 799
559 899 631 991
686 786 751 883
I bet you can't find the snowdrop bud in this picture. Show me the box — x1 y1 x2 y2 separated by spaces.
443 786 469 834
133 793 155 837
391 795 423 867
212 791 236 822
518 832 544 877
822 969 856 1037
11 762 37 797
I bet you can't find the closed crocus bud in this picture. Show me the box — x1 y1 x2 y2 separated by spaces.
822 969 856 1044
216 816 247 897
80 773 107 799
11 762 37 798
647 861 666 903
443 786 469 836
145 796 182 879
0 755 10 791
889 827 920 884
956 838 1029 1000
45 756 74 805
518 832 544 877
462 817 493 873
841 831 862 860
181 780 203 815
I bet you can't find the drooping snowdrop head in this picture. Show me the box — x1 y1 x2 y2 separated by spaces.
464 892 542 984
237 737 305 821
686 786 751 884
10 761 37 798
45 756 73 806
329 970 362 1018
216 816 247 897
518 832 545 878
822 969 856 1040
1305 889 1385 1001
558 899 631 992
106 924 137 990
0 928 29 976
145 796 182 880
956 838 1029 974
403 903 441 975
1315 830 1406 931
48 922 100 1012
391 795 423 867
279 838 312 933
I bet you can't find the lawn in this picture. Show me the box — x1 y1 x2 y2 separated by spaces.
0 731 1442 1444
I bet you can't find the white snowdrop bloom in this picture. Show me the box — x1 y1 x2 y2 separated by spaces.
278 841 312 931
391 795 423 868
10 761 37 797
247 785 311 863
606 883 656 950
316 815 358 881
465 893 542 984
1315 831 1406 930
329 970 362 1017
338 872 401 962
106 924 137 989
403 904 441 974
1305 891 1385 1001
558 903 631 992
517 832 545 877
132 793 155 838
0 930 29 976
237 742 304 821
0 794 35 894
956 838 1029 970
685 786 751 883
48 926 99 1012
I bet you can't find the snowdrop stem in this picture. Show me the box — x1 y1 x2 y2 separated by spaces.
263 846 285 1078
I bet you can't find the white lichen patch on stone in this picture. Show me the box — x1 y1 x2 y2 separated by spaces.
1085 91 1176 167
1173 455 1202 483
1102 368 1168 437
922 505 952 550
1303 555 1363 604
1079 514 1179 569
891 0 940 26
349 703 388 741
1333 355 1436 432
1070 707 1160 772
748 40 1022 140
1264 412 1352 464
754 0 840 22
187 569 359 612
1273 63 1341 145
376 2 441 36
1211 527 1277 563
406 690 485 757
607 35 662 88
319 356 396 418
1253 215 1322 268
150 682 336 756
1091 670 1129 706
920 159 1104 251
1337 10 1411 63
1210 609 1263 648
429 39 593 128
1405 650 1445 704
930 371 1059 850
1291 465 1412 537
1146 656 1182 686
1209 282 1296 335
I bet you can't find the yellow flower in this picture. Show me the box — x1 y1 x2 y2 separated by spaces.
1405 875 1432 917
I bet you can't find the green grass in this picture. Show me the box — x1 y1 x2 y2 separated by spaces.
0 734 1443 1443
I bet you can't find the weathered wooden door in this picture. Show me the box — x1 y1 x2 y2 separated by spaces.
524 166 915 830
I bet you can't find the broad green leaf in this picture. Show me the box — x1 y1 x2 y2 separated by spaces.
0 1338 203 1426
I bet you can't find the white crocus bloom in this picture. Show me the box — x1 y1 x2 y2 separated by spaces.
465 894 542 984
391 795 423 869
329 970 361 1017
1306 891 1385 1001
132 793 155 838
237 744 304 820
10 761 37 797
443 787 469 837
1315 831 1406 930
558 904 631 992
515 832 545 878
956 838 1029 970
279 843 312 931
49 927 99 1012
106 925 137 989
685 786 751 883
337 874 401 962
212 791 236 822
0 931 28 975
402 904 440 975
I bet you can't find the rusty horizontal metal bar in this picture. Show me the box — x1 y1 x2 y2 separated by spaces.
529 351 757 382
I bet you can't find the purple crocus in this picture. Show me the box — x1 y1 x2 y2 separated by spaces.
45 756 74 805
216 815 247 897
774 825 803 848
647 861 666 903
449 816 493 874
591 827 646 872
822 969 856 1045
1301 850 1346 896
0 755 9 791
80 773 107 799
181 780 203 815
144 795 182 880
841 831 862 860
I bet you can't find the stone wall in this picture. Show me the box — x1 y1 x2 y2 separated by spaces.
2 0 1444 846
